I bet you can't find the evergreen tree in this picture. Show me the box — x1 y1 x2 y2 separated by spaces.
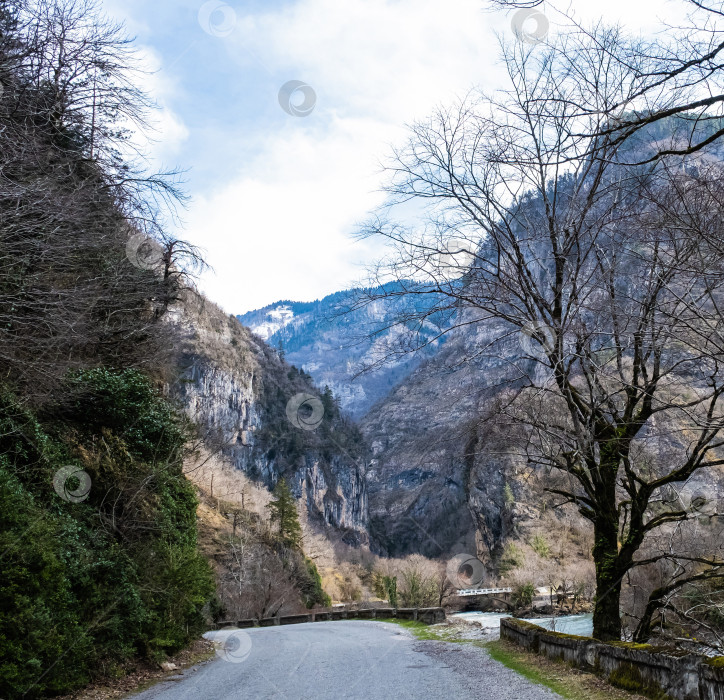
267 478 302 549
320 385 339 422
384 575 398 608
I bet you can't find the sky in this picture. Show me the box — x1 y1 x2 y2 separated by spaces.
101 0 688 314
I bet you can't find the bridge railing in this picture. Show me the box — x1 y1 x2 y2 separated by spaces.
456 587 513 596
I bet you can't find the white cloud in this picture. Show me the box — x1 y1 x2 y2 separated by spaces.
189 0 506 313
133 46 190 162
102 0 695 314
100 0 190 160
231 0 506 117
187 117 387 311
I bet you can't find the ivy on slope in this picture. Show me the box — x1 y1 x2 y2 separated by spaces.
0 369 214 699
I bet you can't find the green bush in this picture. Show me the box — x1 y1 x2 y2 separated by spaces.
513 582 536 607
0 371 214 699
499 542 524 576
384 575 398 608
300 557 331 609
503 483 515 507
63 367 185 462
372 572 399 607
531 534 551 558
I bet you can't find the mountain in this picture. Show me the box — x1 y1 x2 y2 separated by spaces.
237 286 447 418
361 313 530 560
172 292 370 543
234 288 590 568
235 287 555 563
235 288 548 562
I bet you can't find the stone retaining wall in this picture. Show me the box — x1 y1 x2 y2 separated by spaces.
215 607 445 630
501 617 724 700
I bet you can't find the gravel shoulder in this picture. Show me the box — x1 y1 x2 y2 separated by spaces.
129 620 561 700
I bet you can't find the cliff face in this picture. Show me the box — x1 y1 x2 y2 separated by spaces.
170 293 369 543
361 316 509 559
361 309 724 572
360 312 588 564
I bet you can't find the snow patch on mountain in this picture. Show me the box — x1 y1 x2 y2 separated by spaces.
249 304 295 340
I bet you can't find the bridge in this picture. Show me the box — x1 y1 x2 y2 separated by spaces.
456 587 513 597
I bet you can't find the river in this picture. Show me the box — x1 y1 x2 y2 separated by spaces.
452 611 594 637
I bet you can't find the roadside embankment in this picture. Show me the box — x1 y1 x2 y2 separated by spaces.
501 617 724 700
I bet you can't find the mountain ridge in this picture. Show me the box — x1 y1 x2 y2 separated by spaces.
236 285 447 418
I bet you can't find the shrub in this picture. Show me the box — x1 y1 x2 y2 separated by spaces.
531 534 551 558
61 367 185 462
503 483 515 507
499 542 524 576
372 572 398 607
513 582 536 607
384 576 399 608
300 557 331 609
0 372 214 698
399 563 438 608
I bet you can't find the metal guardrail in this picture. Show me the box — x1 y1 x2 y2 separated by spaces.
456 587 513 596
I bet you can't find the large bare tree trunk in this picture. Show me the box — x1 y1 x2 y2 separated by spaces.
592 517 623 641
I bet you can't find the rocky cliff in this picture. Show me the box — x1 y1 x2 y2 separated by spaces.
360 314 529 561
361 310 724 573
169 292 369 543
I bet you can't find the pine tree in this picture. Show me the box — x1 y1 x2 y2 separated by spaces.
321 385 339 421
267 478 302 549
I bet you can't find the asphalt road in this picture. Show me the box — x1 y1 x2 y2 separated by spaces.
132 621 561 700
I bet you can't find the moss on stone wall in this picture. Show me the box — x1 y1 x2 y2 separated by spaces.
608 663 671 700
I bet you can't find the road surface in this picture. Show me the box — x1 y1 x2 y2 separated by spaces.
132 620 560 699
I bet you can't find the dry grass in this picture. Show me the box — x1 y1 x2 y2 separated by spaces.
184 448 272 517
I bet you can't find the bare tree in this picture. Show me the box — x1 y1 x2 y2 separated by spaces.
436 563 456 607
0 0 202 401
489 0 724 163
361 23 724 641
220 533 302 620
